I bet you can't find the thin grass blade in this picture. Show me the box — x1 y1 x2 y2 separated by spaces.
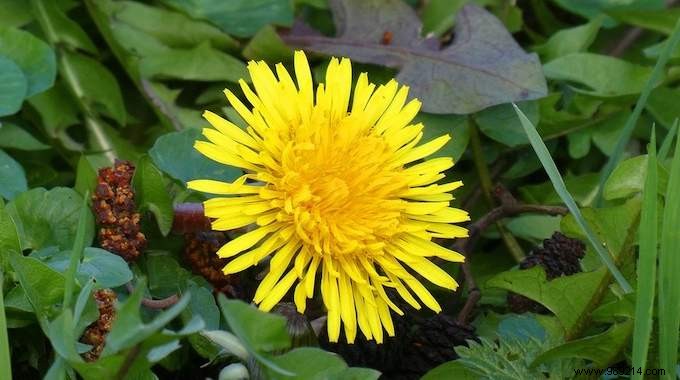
0 272 12 380
62 191 90 310
658 118 678 162
631 130 658 380
513 104 632 293
658 132 680 378
595 18 680 206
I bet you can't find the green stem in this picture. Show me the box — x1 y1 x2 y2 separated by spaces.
0 272 12 380
62 192 89 310
469 123 525 262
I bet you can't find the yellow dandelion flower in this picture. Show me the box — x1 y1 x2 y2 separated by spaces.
187 51 469 344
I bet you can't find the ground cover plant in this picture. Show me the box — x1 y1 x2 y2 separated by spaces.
1 0 680 379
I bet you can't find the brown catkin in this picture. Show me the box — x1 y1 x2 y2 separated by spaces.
92 160 146 262
80 289 117 362
183 232 241 297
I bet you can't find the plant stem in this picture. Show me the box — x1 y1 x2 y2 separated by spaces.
63 192 90 310
469 124 525 262
0 272 12 380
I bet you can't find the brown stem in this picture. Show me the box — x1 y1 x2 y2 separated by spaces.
454 184 568 324
172 203 212 234
125 282 180 309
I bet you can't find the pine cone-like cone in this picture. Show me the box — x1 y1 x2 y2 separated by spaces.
320 309 477 379
183 232 241 298
80 289 117 362
508 232 586 314
92 160 146 262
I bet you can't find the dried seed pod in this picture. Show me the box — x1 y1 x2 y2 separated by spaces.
183 232 241 298
92 160 146 262
80 289 117 362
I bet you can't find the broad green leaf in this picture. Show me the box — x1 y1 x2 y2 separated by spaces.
551 0 663 22
32 247 133 289
514 105 632 292
267 347 348 380
0 123 49 150
506 215 562 244
658 133 680 377
8 253 66 327
329 367 381 380
488 267 607 334
532 319 633 368
145 251 191 298
74 155 99 196
604 155 668 200
47 309 83 363
0 27 56 97
420 0 466 37
0 56 27 116
422 360 478 380
519 173 599 206
475 102 537 147
133 156 174 236
161 0 294 38
218 297 291 353
647 87 680 128
535 19 602 61
608 7 680 34
100 0 238 50
184 282 220 330
415 113 469 161
27 83 82 151
631 133 658 379
0 0 33 28
139 42 247 82
6 187 94 251
285 2 547 114
0 205 20 269
61 51 127 126
150 128 242 184
543 53 659 97
243 25 293 62
0 149 27 200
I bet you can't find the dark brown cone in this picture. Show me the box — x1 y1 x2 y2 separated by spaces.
92 160 146 262
319 309 477 379
508 232 586 314
183 232 241 298
80 289 117 362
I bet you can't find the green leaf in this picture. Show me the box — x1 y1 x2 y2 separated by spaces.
0 205 21 270
535 19 602 61
0 271 12 380
31 0 97 54
0 55 27 116
33 247 133 289
133 156 174 236
0 123 49 150
608 7 680 34
267 347 348 380
218 297 291 353
532 319 633 368
101 0 238 50
488 267 607 335
0 27 56 97
104 279 192 353
631 132 658 379
0 149 27 200
150 128 242 184
27 83 82 151
476 102 537 147
514 104 632 293
658 132 680 376
243 25 293 62
543 53 659 97
0 0 33 28
61 191 89 311
145 252 191 298
285 2 547 114
420 0 466 37
161 0 294 38
551 0 664 22
74 155 98 196
422 360 478 380
415 113 469 161
61 51 127 126
8 253 66 328
595 18 680 205
604 155 668 200
6 187 94 251
139 42 247 82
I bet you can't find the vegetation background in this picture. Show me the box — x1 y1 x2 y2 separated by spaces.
0 0 680 379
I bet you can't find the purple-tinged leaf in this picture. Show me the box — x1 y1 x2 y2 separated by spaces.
283 1 547 114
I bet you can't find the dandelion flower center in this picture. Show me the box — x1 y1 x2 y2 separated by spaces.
187 51 470 344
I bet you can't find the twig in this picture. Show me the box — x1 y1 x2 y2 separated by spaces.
125 282 180 309
454 185 568 324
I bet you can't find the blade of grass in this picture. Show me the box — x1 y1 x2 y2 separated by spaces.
631 130 658 380
0 272 12 380
595 18 680 206
658 118 678 162
513 104 632 293
658 132 680 379
62 192 90 311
